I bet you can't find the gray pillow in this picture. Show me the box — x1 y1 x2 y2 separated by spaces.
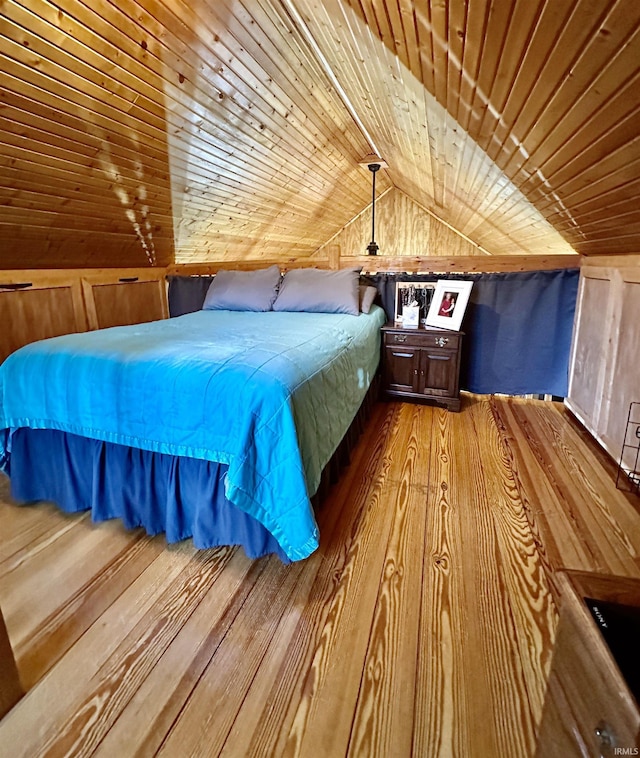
202 265 281 311
359 285 377 314
273 268 360 315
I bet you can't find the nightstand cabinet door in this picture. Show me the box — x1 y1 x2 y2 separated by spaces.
420 348 459 397
384 345 421 394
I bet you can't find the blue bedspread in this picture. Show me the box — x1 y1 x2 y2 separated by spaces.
0 307 385 560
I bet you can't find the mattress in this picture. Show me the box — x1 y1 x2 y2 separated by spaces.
0 306 386 560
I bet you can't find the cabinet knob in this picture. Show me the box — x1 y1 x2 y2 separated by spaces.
435 337 449 347
394 334 407 343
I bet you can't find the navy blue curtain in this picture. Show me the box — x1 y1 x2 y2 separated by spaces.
167 275 213 316
168 269 580 397
461 269 579 396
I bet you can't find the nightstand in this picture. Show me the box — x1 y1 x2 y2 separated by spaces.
381 322 463 411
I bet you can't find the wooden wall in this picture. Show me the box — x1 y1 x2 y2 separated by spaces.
317 188 484 258
0 269 168 364
567 255 640 469
2 1 638 270
0 0 376 268
1 1 177 268
298 0 640 257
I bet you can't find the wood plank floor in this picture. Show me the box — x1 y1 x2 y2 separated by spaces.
0 395 639 757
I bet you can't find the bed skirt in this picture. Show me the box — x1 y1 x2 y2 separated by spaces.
6 375 380 562
8 427 289 562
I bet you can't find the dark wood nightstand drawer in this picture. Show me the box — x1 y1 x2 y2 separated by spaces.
383 329 461 351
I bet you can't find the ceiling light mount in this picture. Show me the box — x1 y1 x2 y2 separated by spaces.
359 153 388 170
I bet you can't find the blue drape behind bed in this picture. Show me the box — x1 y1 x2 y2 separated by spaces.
362 269 579 397
460 270 579 396
168 276 214 317
168 269 579 398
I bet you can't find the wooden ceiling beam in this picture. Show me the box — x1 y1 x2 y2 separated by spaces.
344 253 580 272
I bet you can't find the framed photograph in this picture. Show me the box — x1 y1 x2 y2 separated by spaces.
425 279 474 331
394 281 436 325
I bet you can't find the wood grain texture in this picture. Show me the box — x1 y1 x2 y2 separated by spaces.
292 0 581 256
346 404 430 757
567 272 613 432
319 187 484 258
2 1 638 269
0 0 375 267
219 402 394 758
0 605 22 720
169 253 581 277
351 253 580 273
603 275 640 458
89 279 167 329
0 284 85 364
567 260 640 476
167 257 336 277
490 398 640 580
1 397 639 754
414 400 547 757
0 268 168 362
535 571 640 757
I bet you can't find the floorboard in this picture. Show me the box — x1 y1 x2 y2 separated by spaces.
0 395 639 757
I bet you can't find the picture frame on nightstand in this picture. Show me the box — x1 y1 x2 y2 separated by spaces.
394 281 436 325
425 279 474 332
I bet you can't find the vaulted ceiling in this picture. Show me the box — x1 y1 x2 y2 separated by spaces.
1 0 638 267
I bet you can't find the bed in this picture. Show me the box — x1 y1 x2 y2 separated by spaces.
0 286 385 562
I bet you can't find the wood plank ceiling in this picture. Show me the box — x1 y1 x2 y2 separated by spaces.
1 0 638 267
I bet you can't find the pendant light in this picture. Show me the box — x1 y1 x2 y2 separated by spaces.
359 154 388 256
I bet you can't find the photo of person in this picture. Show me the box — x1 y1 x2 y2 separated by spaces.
425 280 473 331
437 292 456 317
